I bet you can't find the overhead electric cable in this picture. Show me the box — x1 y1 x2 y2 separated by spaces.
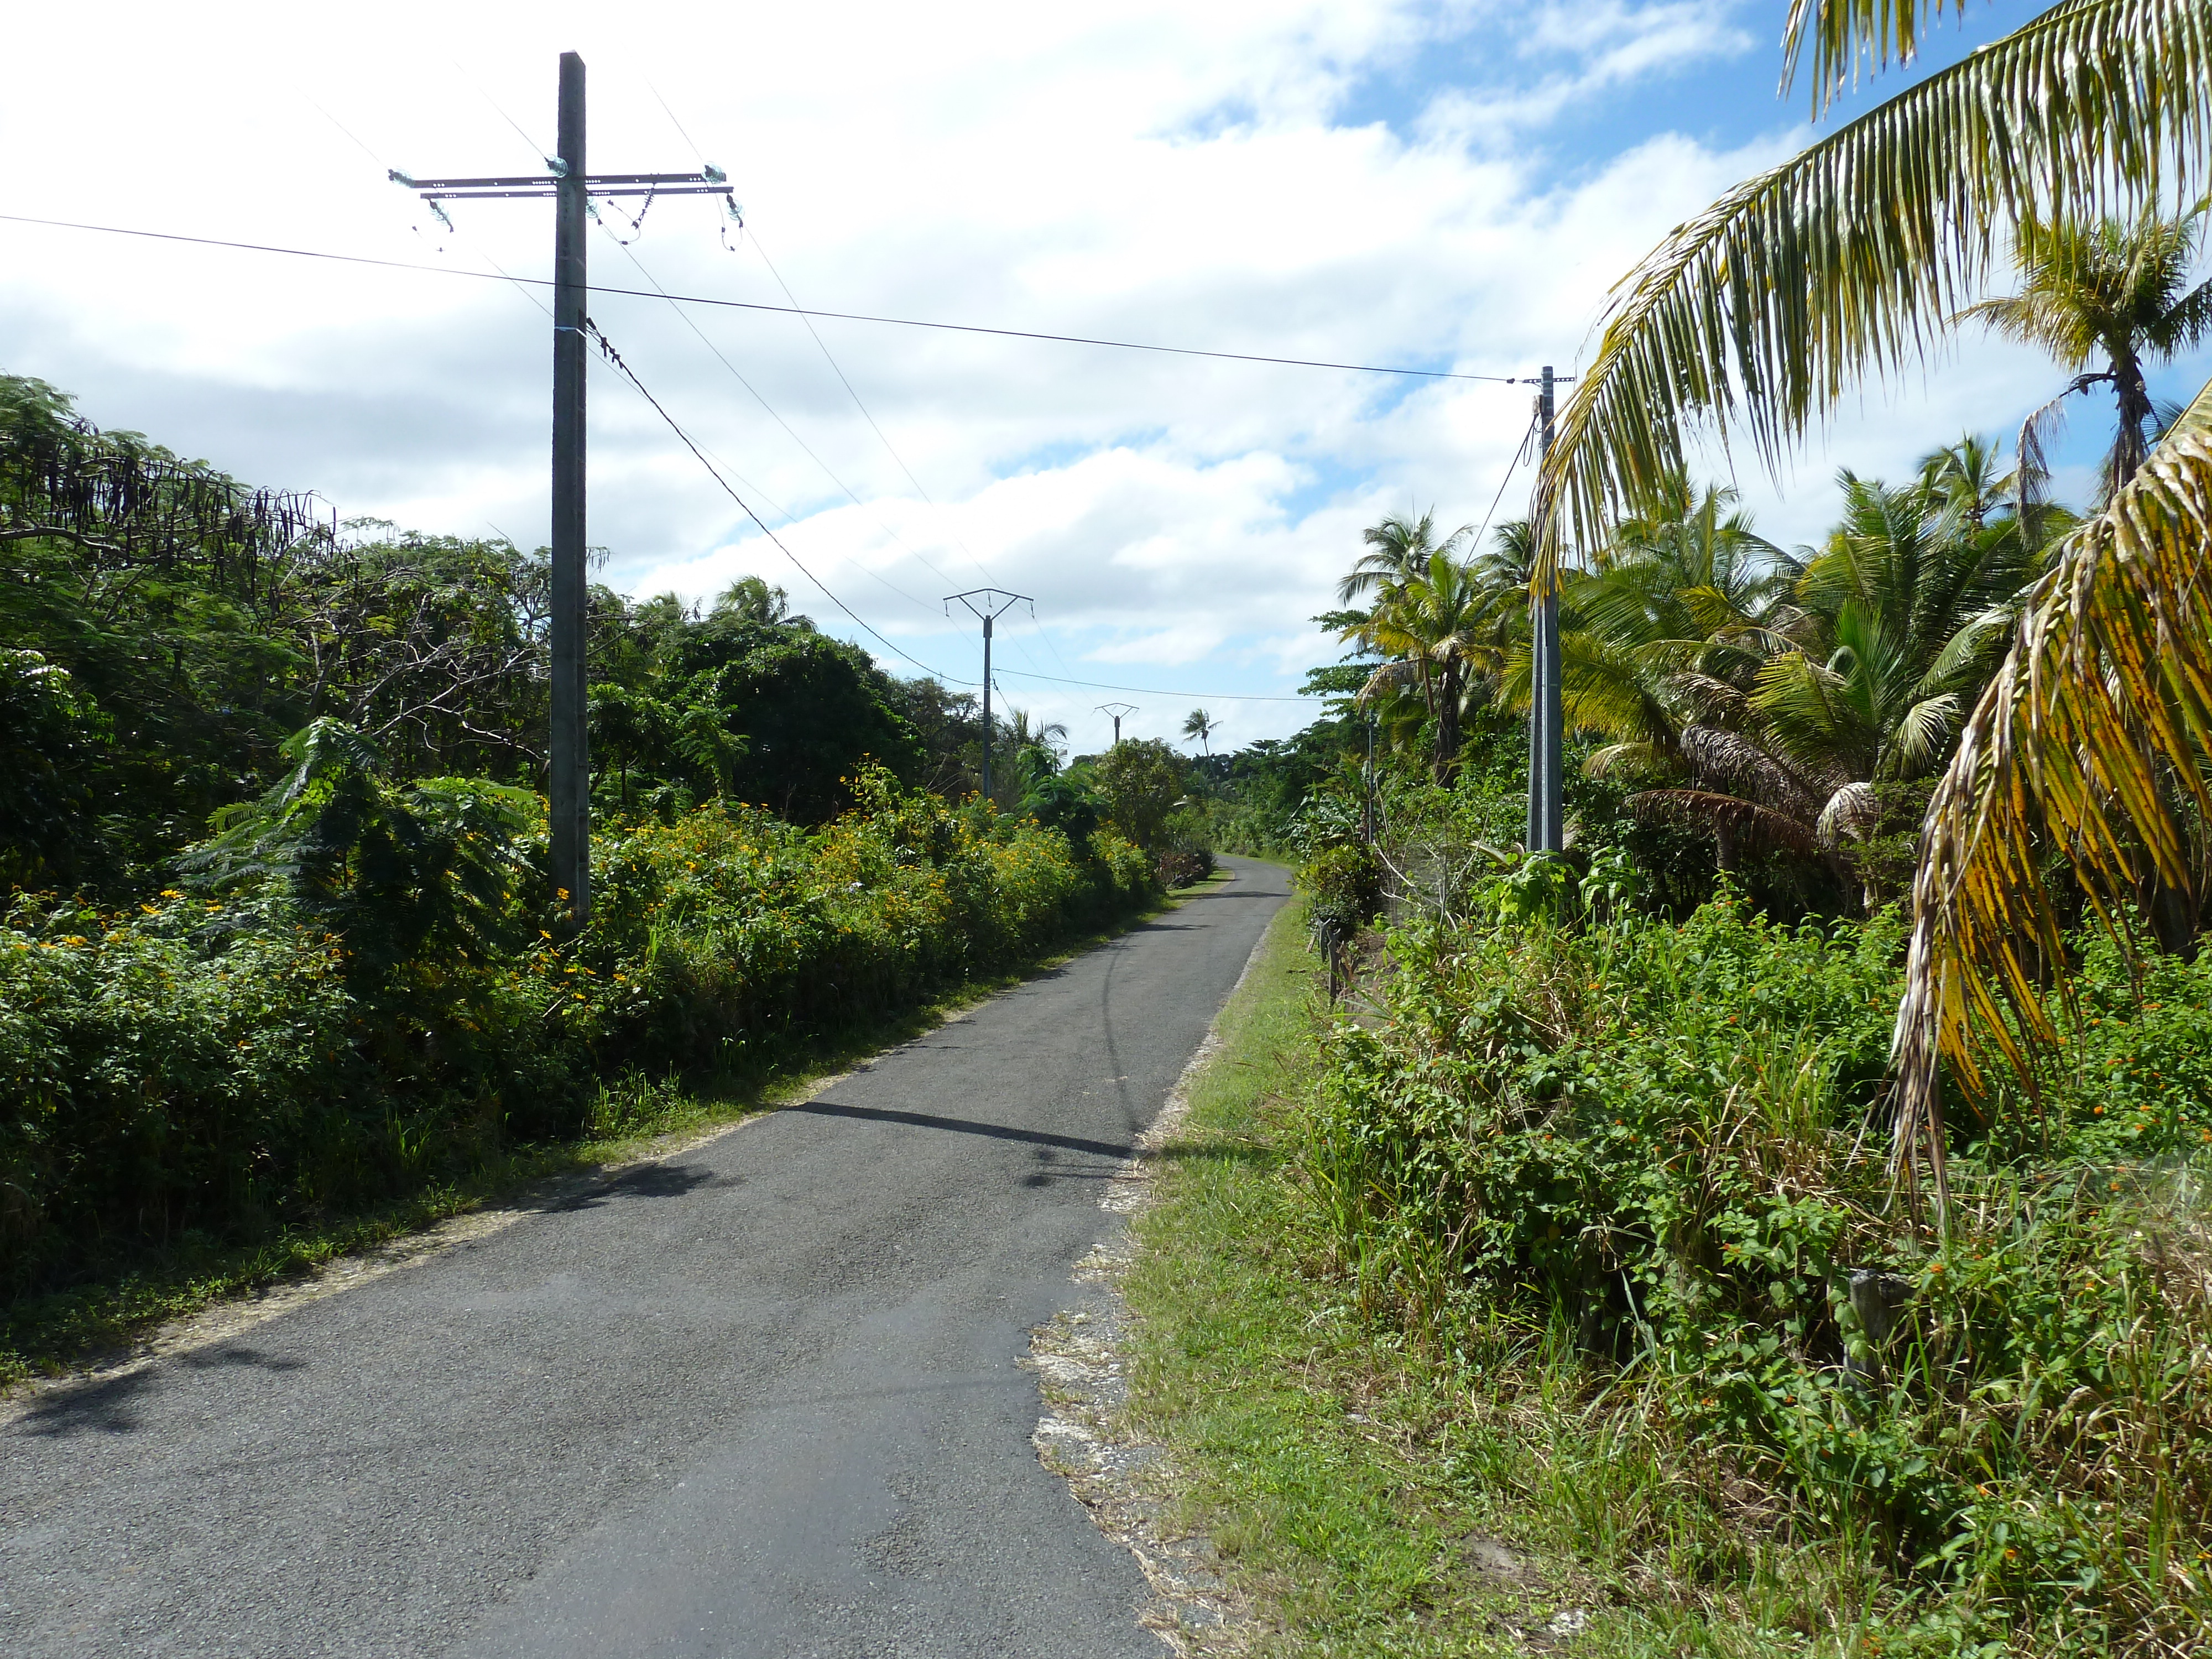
741 224 1078 685
1470 407 1543 557
632 81 1056 685
0 215 1525 384
584 320 963 683
441 79 947 628
601 230 964 620
988 666 1310 702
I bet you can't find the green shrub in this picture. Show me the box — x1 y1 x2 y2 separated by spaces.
1298 842 1382 935
1305 894 2212 1648
0 763 1156 1310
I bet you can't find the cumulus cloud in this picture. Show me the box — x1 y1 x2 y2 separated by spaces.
4 0 2188 748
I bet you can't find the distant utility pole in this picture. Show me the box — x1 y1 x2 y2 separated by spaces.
1096 702 1137 746
394 53 737 930
944 589 1032 806
1525 364 1564 856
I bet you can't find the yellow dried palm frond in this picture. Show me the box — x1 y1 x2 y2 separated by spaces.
1893 380 2212 1221
1535 0 2212 588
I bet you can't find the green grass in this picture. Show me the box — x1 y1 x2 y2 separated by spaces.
2 877 1210 1390
1124 891 1882 1657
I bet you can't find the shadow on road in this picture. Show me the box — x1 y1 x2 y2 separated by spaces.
785 1099 1136 1159
15 1343 306 1438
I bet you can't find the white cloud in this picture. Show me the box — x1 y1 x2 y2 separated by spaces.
4 0 2184 755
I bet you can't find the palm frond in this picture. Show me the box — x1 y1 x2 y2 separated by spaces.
1537 0 2212 587
1893 395 2212 1222
1782 0 1976 110
1630 787 1825 857
1818 779 1884 847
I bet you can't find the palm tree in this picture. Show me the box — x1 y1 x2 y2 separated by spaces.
714 575 791 625
1960 209 2212 494
1531 0 2212 1205
1345 551 1510 783
1180 708 1218 755
1564 478 1807 870
1574 455 2054 902
1338 510 1474 608
1003 707 1068 802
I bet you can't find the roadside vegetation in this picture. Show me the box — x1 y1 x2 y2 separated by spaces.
0 373 1219 1379
1130 6 2212 1654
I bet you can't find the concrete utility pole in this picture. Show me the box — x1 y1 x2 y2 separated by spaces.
550 54 589 927
1526 364 1563 855
1364 709 1377 847
394 53 737 930
944 589 1032 806
1095 702 1137 747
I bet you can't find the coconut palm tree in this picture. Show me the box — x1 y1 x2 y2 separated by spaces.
1002 707 1068 802
1532 0 2212 1205
714 575 791 625
1180 708 1218 755
1337 510 1474 608
1344 551 1510 784
1575 455 2056 901
1960 208 2212 494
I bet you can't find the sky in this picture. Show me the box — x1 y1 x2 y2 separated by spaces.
4 1 2208 755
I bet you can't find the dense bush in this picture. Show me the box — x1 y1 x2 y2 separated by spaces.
1307 888 2212 1650
0 758 1154 1305
1297 842 1383 934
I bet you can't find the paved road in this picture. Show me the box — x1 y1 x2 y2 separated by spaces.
1 858 1289 1658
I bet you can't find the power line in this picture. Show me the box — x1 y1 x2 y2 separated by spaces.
635 82 1061 688
0 213 1526 385
1471 406 1542 557
600 231 954 621
396 77 958 641
584 319 962 684
989 666 1310 702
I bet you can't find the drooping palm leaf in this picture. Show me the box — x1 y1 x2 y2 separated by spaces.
1781 0 1976 110
1536 0 2212 587
1892 381 2212 1220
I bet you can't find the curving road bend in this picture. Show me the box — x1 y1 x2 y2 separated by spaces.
1 857 1289 1659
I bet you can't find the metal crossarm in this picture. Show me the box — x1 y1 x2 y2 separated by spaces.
386 56 739 933
392 169 734 201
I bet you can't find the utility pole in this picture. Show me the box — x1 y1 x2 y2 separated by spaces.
394 54 737 930
1525 364 1563 855
944 589 1032 806
1363 710 1377 847
1096 702 1137 747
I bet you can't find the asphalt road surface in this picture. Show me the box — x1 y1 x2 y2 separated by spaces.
2 857 1289 1659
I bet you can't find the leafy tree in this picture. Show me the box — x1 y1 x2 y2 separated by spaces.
186 718 538 987
1092 738 1186 851
0 649 107 887
669 619 922 822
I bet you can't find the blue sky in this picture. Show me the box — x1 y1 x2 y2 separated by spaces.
3 2 2204 753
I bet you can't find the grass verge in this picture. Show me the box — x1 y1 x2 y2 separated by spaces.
3 875 1218 1389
